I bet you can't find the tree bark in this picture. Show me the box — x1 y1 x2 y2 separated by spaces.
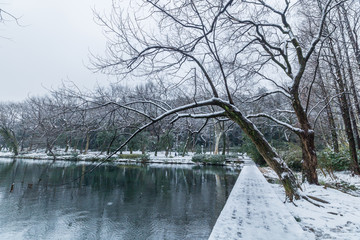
182 132 191 157
222 132 226 156
64 136 71 153
84 132 90 155
218 101 300 201
339 11 360 121
107 129 118 155
340 4 360 71
290 92 319 184
337 24 360 150
328 43 360 175
318 69 339 152
214 122 224 155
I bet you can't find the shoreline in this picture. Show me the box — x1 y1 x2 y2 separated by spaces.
0 151 244 166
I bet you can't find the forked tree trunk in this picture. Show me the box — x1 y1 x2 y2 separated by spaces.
219 102 300 201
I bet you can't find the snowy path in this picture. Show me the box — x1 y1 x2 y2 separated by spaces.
209 159 314 240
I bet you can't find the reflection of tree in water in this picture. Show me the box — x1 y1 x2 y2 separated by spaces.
0 160 239 239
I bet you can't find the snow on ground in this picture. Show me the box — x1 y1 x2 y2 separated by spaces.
0 150 196 163
0 150 243 167
317 171 360 197
261 167 360 240
210 159 313 240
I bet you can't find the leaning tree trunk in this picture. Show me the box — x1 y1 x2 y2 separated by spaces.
218 101 300 201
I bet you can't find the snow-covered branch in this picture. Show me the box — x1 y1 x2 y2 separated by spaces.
246 90 291 103
246 113 303 134
170 111 227 124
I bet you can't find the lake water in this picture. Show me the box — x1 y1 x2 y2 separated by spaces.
0 158 239 240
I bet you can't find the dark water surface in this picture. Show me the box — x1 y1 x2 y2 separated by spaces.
0 158 239 240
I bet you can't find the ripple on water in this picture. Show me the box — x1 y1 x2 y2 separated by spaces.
0 160 239 239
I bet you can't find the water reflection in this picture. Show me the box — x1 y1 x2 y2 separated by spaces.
0 158 239 240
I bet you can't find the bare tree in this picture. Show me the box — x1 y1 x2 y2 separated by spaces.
0 8 17 23
0 103 21 155
90 0 304 200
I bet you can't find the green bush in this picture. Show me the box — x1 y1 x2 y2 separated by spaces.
238 136 266 165
281 143 303 172
119 154 143 159
192 154 226 165
318 148 352 171
195 146 202 154
226 153 239 160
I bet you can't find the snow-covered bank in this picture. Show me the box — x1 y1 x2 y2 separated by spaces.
0 150 195 164
261 167 360 239
0 150 244 166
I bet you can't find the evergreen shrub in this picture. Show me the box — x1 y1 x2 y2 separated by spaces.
318 148 352 171
192 154 226 165
281 143 302 171
238 136 266 166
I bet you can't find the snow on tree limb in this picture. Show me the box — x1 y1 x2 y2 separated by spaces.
246 113 303 134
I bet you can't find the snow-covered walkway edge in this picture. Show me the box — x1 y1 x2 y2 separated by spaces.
210 158 314 240
261 167 360 239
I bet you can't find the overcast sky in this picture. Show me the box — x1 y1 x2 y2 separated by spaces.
0 0 116 102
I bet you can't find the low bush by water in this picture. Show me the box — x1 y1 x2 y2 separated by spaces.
192 154 226 165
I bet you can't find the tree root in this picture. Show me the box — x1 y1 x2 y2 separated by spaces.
306 195 330 204
301 195 324 207
300 194 330 207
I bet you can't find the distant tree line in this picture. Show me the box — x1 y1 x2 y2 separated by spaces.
0 83 247 158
